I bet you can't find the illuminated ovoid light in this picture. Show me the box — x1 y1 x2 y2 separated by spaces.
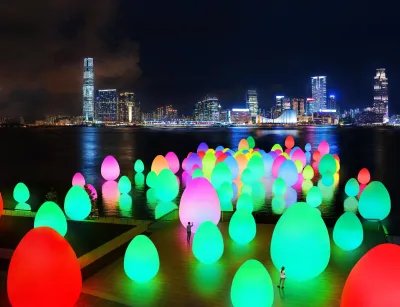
134 159 145 173
302 179 313 194
305 143 311 152
235 154 248 175
179 178 221 233
198 151 206 159
302 165 314 180
318 180 335 203
134 173 145 187
192 168 204 179
292 149 306 167
193 221 224 264
64 186 91 221
262 154 274 177
146 188 157 204
271 202 330 281
333 212 363 251
269 151 278 159
278 160 298 186
13 182 30 203
34 202 68 237
224 156 239 179
241 184 252 196
101 155 120 181
15 203 31 211
357 168 371 185
151 155 169 175
241 168 255 185
155 201 178 219
345 178 360 197
118 176 132 194
284 186 298 207
344 196 358 212
305 151 311 163
229 210 256 244
313 150 321 162
124 235 159 283
155 168 179 202
197 142 209 152
165 151 180 174
272 196 286 214
236 193 253 213
7 227 82 307
247 156 265 180
182 158 187 171
216 152 227 163
318 140 330 156
321 171 335 187
102 181 120 205
272 155 288 178
72 172 85 187
238 139 249 151
86 184 98 199
246 136 256 149
231 259 274 307
358 181 391 221
271 144 283 152
294 160 303 173
146 171 157 188
119 194 132 217
202 152 217 179
218 183 234 211
216 145 224 152
306 186 323 207
318 154 337 175
340 244 400 307
285 135 295 149
211 162 233 190
272 178 287 196
0 193 3 216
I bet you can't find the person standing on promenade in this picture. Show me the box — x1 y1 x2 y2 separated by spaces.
187 222 194 244
278 266 286 289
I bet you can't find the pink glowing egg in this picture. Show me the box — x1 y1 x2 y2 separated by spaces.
182 158 187 170
72 172 85 187
86 184 98 199
151 155 169 175
165 152 180 174
285 148 291 155
274 149 282 155
272 155 287 178
179 178 221 233
358 168 371 185
182 171 189 185
101 156 120 181
102 181 119 204
318 140 330 156
291 149 307 167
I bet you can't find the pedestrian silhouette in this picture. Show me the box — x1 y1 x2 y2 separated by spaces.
186 222 194 244
278 266 286 289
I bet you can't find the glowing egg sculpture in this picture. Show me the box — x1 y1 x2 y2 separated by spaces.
197 142 209 152
291 149 306 167
151 155 169 175
302 179 313 194
146 171 157 188
34 202 67 237
72 172 85 187
241 168 255 185
358 168 371 185
64 186 91 221
345 178 360 197
306 186 323 207
358 181 391 221
272 155 287 178
333 212 363 251
238 139 249 151
7 227 81 307
134 173 145 187
236 193 253 213
272 178 287 196
262 154 274 176
165 152 180 174
271 144 283 152
211 162 232 190
229 210 256 244
302 165 314 180
224 156 239 179
193 221 224 264
155 168 179 202
192 168 204 179
318 154 337 175
271 202 330 281
179 178 221 233
134 159 145 173
246 136 256 149
118 176 132 194
305 143 311 152
278 160 298 186
247 156 265 180
321 171 335 187
272 196 286 214
344 196 358 212
285 135 295 149
124 235 159 283
231 259 274 307
13 182 30 203
318 140 330 156
341 244 400 307
101 155 120 181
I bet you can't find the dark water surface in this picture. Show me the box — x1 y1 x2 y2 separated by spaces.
0 127 398 231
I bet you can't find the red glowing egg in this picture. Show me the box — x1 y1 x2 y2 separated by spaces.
313 150 321 161
341 244 400 307
358 168 371 185
285 136 295 149
0 192 3 216
333 154 340 163
7 227 82 307
216 153 227 164
198 151 206 159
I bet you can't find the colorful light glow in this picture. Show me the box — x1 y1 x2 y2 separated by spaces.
236 193 253 213
134 173 145 187
155 168 179 202
305 143 311 152
292 149 307 168
318 154 337 175
197 142 209 152
318 140 330 156
218 182 234 211
357 168 371 185
118 176 132 194
211 162 232 190
86 184 98 199
202 152 217 179
278 160 299 186
13 182 30 203
229 210 256 244
64 186 91 221
302 179 313 194
246 136 255 149
15 203 31 211
192 168 204 179
134 159 145 173
235 154 248 175
345 178 360 197
119 194 132 217
271 144 283 152
247 155 265 180
102 180 120 204
302 165 314 180
272 178 287 196
272 196 286 214
344 196 358 212
146 188 157 204
124 235 159 283
241 168 255 185
272 155 287 178
0 193 3 216
34 202 67 237
146 171 157 188
72 172 85 187
285 135 295 149
321 171 335 186
333 212 363 251
224 156 239 179
193 221 224 264
294 160 303 173
306 186 323 207
151 155 169 175
313 150 321 162
358 181 391 221
238 139 249 151
7 227 82 307
155 201 178 219
165 152 180 174
101 155 120 181
284 186 298 207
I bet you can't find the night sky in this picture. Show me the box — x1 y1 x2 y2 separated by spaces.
0 0 399 118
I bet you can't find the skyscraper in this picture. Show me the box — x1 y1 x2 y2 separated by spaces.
276 96 284 112
327 95 337 110
311 76 327 112
82 58 95 121
118 92 135 123
194 96 219 121
291 98 305 115
246 90 259 119
95 89 117 122
373 68 389 123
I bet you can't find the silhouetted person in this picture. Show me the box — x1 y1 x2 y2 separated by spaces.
278 266 286 289
186 222 194 244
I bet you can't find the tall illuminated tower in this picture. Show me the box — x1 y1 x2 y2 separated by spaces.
311 76 327 112
373 68 389 123
246 90 259 120
82 58 95 121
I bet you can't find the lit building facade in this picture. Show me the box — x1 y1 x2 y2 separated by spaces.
165 105 178 119
292 98 305 116
311 76 327 111
95 89 117 122
193 96 219 121
258 109 297 124
118 92 140 123
276 96 284 113
230 109 251 124
156 107 164 120
82 58 95 121
327 95 337 110
283 97 291 110
373 68 389 123
246 90 259 120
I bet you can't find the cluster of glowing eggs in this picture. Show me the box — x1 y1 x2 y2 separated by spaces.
231 260 274 307
229 210 256 244
155 168 179 202
179 178 221 233
118 176 132 194
72 172 85 187
341 244 400 307
151 155 169 175
272 155 287 177
64 186 91 221
13 182 30 203
271 202 330 281
333 212 363 251
124 235 159 282
306 186 323 207
165 151 180 174
146 171 157 188
211 162 232 190
291 149 306 167
193 221 224 264
345 178 360 197
321 172 335 187
357 168 370 185
272 178 286 196
101 155 120 181
278 160 298 186
134 159 144 173
34 202 67 237
7 227 81 307
358 181 391 220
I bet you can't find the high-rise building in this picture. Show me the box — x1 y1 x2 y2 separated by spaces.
292 98 305 115
246 90 259 119
83 58 95 121
118 92 137 123
156 107 164 120
194 96 219 121
373 68 389 123
95 89 117 122
165 105 178 119
276 96 284 112
230 109 251 124
311 76 327 112
306 98 314 115
283 97 291 110
327 95 337 110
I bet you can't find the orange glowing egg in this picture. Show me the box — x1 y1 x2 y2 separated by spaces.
313 150 321 161
151 155 169 175
285 136 295 149
238 139 249 151
333 154 340 163
235 154 248 175
234 178 243 196
358 168 371 185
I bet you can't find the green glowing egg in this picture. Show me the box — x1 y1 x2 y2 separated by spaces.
241 185 252 196
345 178 360 197
231 259 274 307
306 186 323 207
247 156 264 180
344 196 358 212
64 186 91 221
246 136 256 149
271 144 283 152
193 221 224 264
118 175 132 194
321 171 334 186
302 179 313 194
154 168 179 202
236 193 253 213
15 203 31 211
146 188 157 204
229 210 256 244
358 181 391 221
146 171 157 188
155 201 178 219
134 173 145 187
241 168 254 185
318 154 337 174
211 162 232 190
119 194 132 217
272 196 286 214
203 152 217 179
218 183 234 211
192 168 204 179
271 202 330 281
13 182 30 203
124 235 159 282
134 159 145 173
34 201 67 237
272 178 286 196
318 180 335 203
333 212 363 251
302 165 314 180
251 181 266 211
